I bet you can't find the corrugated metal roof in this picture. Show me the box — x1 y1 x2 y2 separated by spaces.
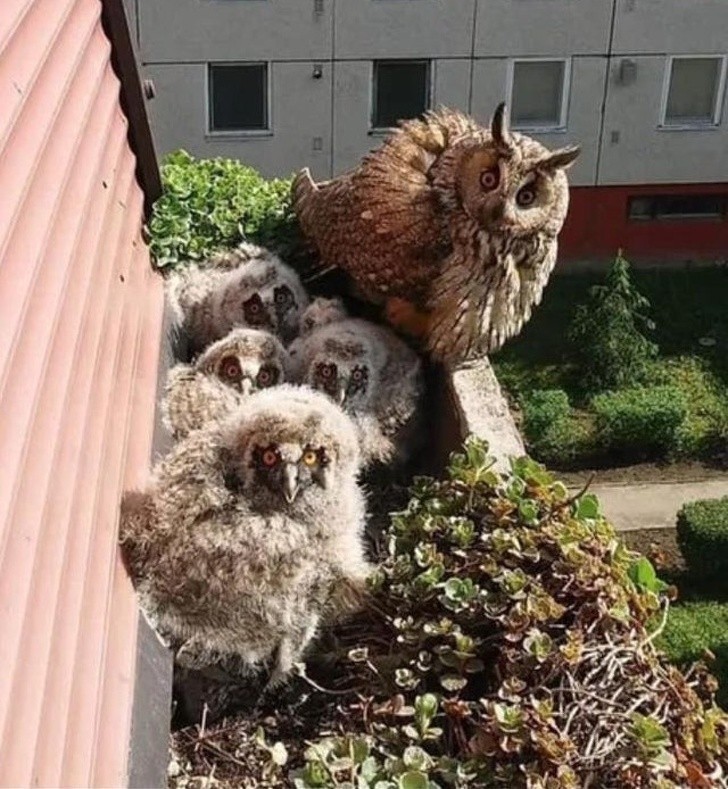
0 0 164 785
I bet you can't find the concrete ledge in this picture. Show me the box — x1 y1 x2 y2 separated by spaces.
437 358 525 473
128 298 176 788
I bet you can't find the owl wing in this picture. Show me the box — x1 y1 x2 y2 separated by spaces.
293 116 461 304
119 489 158 582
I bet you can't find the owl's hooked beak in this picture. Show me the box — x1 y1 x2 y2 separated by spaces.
335 382 348 407
282 462 300 504
239 378 253 396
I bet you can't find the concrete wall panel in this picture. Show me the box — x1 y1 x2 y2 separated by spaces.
613 0 728 56
335 0 476 59
139 0 332 62
474 0 613 58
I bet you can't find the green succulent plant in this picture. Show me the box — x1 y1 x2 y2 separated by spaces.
291 438 728 788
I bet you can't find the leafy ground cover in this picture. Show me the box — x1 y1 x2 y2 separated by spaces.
148 151 300 269
493 263 728 470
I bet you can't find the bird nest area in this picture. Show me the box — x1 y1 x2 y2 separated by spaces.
161 273 445 787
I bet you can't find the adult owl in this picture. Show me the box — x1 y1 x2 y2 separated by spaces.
168 242 309 355
120 386 370 687
293 318 424 466
292 104 579 363
162 328 289 440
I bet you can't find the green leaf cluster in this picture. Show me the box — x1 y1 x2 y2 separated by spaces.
293 438 728 788
148 150 300 268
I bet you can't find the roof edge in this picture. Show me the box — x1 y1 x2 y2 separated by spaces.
101 0 162 219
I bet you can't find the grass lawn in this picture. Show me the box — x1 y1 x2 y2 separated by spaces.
492 265 728 469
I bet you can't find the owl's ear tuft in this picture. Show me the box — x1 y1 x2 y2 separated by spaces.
538 145 581 172
491 102 513 151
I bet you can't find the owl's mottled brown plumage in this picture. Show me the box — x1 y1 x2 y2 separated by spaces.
120 386 370 685
292 104 579 363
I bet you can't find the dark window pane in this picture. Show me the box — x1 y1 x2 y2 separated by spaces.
628 194 726 221
209 63 267 131
665 58 721 124
373 60 430 129
512 60 565 128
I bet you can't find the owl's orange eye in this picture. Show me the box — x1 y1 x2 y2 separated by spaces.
302 449 318 467
262 449 279 467
351 368 363 382
480 167 500 192
516 186 536 207
319 363 335 380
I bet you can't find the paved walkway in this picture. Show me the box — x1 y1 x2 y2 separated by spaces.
577 478 728 532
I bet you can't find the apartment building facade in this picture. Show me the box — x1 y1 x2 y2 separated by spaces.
125 0 728 264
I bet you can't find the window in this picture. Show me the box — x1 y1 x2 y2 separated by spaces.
509 59 570 130
628 194 727 221
372 60 430 130
661 56 726 127
208 63 268 133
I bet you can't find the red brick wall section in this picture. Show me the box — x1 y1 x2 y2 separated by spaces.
0 1 164 785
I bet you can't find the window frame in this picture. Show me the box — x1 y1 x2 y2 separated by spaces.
369 59 433 134
659 54 727 130
627 193 727 222
206 61 273 138
506 57 572 133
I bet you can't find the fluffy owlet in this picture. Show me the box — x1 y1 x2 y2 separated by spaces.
288 296 349 378
292 104 579 363
168 242 309 355
292 318 423 466
162 328 289 440
119 386 371 685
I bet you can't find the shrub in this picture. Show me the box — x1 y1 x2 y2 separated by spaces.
659 601 728 707
148 150 299 268
520 389 570 438
677 496 728 578
532 413 597 468
290 439 727 787
519 390 597 467
645 356 728 458
592 385 687 458
568 251 658 393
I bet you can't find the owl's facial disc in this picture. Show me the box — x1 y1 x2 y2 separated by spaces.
217 355 280 394
252 442 332 503
313 360 370 410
